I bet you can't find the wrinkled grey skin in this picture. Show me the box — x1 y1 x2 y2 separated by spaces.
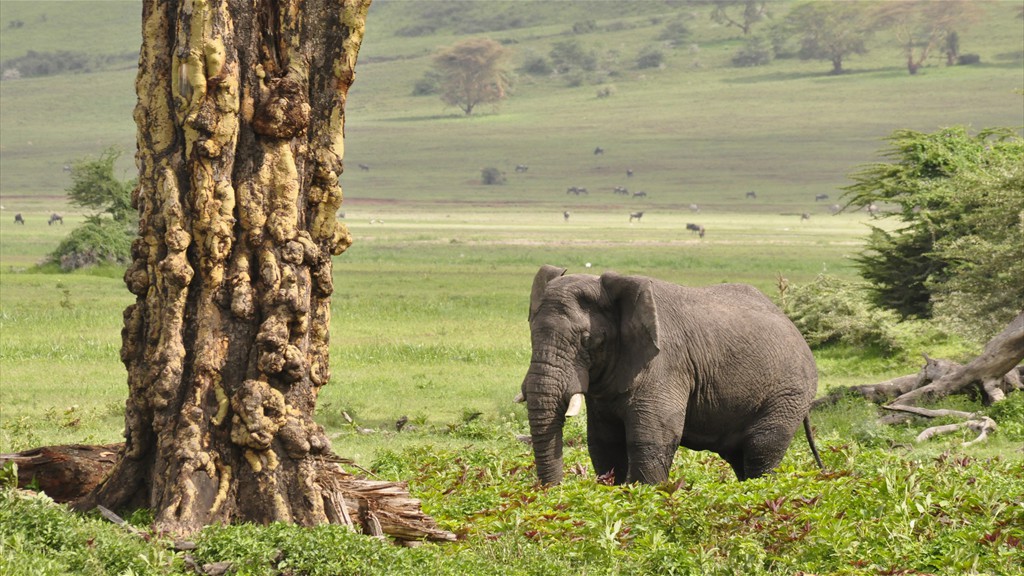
520 265 820 485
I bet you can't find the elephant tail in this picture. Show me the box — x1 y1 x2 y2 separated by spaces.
803 415 824 470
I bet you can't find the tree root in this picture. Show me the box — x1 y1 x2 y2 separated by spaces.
1 444 456 544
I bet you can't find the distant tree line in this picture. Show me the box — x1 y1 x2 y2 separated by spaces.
731 0 986 74
0 50 137 80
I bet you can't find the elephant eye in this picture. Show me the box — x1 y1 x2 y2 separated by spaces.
582 330 605 347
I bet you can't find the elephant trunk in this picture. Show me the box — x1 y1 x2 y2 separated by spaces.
526 386 567 485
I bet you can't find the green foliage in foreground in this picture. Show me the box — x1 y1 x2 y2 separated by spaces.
3 397 1024 576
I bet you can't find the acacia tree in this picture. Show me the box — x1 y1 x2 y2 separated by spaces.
73 0 374 535
871 0 982 75
710 0 773 36
433 38 511 115
781 1 873 75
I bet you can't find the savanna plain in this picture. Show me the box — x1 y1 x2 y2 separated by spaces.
0 1 1022 574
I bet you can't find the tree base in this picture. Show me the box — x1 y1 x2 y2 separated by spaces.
1 443 456 544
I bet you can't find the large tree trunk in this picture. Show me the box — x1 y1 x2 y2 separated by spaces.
74 0 373 536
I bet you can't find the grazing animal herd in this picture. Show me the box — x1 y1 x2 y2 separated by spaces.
11 213 62 225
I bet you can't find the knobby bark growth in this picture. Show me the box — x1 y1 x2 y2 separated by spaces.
63 0 449 540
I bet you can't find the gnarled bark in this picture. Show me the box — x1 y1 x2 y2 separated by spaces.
67 0 393 536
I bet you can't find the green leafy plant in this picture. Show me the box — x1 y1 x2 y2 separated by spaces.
782 274 904 353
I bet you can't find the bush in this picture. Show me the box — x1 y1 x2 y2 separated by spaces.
412 73 440 96
636 46 664 69
732 36 774 67
481 167 506 185
519 54 553 76
782 274 903 353
49 218 134 271
394 24 436 37
656 19 690 46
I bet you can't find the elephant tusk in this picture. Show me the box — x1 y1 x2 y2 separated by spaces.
565 393 584 417
513 392 525 403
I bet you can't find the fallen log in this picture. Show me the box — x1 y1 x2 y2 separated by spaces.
891 312 1024 407
0 443 120 503
1 443 457 544
814 312 1024 412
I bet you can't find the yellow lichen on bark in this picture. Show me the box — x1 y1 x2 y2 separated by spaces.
93 0 376 533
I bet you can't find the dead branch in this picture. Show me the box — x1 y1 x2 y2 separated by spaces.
881 404 997 445
811 374 920 409
891 312 1024 407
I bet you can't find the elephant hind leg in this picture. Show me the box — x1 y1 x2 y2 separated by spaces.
740 424 798 480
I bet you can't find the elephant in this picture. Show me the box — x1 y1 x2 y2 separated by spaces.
518 265 823 486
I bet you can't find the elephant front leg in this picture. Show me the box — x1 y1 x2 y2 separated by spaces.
625 407 685 484
586 409 628 484
626 443 679 484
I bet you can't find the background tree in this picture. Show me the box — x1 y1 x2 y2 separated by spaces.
842 127 1024 339
433 38 512 115
50 147 136 270
709 0 773 36
66 147 134 223
871 0 983 75
781 1 873 75
73 0 377 536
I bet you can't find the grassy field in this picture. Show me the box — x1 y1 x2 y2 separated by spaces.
1 2 1023 574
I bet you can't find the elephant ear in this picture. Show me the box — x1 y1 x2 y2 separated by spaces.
600 271 660 357
529 265 568 322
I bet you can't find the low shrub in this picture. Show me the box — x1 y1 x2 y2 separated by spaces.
782 274 903 353
481 167 506 185
49 218 133 271
732 35 774 67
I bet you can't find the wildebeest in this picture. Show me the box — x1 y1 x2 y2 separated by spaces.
801 212 811 221
593 147 604 155
626 168 634 178
48 213 63 225
515 164 529 173
14 213 25 225
358 163 370 171
629 211 644 223
686 223 706 238
814 193 829 202
613 186 629 196
746 191 757 199
632 191 647 198
563 211 570 222
566 186 588 195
